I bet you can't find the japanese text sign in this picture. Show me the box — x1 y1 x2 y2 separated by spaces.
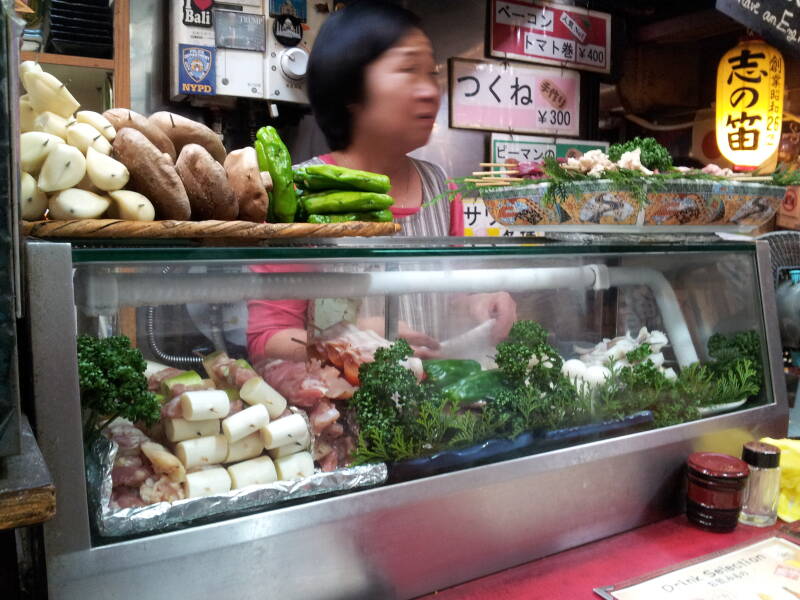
490 132 607 165
449 57 580 136
490 0 611 73
462 197 531 237
715 38 784 169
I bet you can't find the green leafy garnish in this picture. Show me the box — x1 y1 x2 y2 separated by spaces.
77 335 160 443
608 137 673 172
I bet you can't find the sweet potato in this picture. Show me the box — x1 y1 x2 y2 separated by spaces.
149 111 226 164
223 147 269 222
112 128 190 220
175 144 238 220
103 109 177 162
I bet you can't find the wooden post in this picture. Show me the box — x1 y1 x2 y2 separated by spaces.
113 0 130 108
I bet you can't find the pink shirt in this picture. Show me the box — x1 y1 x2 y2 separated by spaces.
246 153 463 364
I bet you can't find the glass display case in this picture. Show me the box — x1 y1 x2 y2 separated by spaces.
25 238 788 600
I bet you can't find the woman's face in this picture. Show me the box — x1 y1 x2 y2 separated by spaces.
352 28 440 154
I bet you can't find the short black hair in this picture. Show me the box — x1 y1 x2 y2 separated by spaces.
307 1 422 151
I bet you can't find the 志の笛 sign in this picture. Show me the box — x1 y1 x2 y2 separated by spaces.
449 57 580 136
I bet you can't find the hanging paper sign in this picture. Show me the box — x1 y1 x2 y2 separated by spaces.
715 38 784 170
449 57 580 136
490 132 608 164
179 44 216 95
490 0 611 73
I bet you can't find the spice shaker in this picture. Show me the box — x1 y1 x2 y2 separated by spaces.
686 452 750 532
739 441 781 527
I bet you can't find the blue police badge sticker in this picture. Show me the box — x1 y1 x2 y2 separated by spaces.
179 44 216 95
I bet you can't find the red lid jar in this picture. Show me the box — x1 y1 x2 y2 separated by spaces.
686 452 750 532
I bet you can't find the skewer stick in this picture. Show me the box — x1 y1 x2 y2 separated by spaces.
471 170 520 176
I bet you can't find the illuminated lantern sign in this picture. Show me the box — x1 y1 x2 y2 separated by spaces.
716 39 784 171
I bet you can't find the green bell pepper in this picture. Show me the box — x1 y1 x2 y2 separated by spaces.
442 370 508 406
294 164 391 194
301 191 394 215
255 126 297 223
423 359 482 389
306 210 393 224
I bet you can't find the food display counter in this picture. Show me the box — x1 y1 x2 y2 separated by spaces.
23 236 788 599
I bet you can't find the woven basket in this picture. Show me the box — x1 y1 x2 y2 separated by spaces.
22 219 401 240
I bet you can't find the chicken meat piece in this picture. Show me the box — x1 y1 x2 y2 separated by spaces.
139 474 185 504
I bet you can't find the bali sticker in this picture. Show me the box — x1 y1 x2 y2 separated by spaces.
183 0 214 28
180 44 216 95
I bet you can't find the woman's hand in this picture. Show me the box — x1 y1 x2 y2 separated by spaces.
398 323 441 358
465 292 517 343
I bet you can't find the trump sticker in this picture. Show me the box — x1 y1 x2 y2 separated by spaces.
180 44 216 95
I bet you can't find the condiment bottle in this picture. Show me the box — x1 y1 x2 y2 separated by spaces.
739 441 781 527
686 452 749 532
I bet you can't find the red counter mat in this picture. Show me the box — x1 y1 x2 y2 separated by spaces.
419 516 783 600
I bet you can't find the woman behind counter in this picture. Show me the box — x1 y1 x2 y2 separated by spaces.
247 1 516 364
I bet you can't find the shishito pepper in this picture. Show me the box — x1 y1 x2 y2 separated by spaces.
294 164 391 194
301 190 394 215
255 126 297 223
442 370 508 406
423 359 482 389
306 210 393 224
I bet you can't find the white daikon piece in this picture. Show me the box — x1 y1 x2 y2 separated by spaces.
228 456 278 490
175 434 228 469
225 432 264 463
108 190 155 221
76 110 116 141
37 144 86 192
260 413 309 450
267 430 311 459
20 131 63 174
19 60 42 88
19 95 37 133
33 111 70 140
48 189 110 220
66 122 105 155
85 147 129 191
19 171 48 220
180 389 230 421
141 441 186 483
183 467 231 498
222 403 269 443
239 376 288 419
647 353 665 368
145 360 169 378
274 451 315 481
23 70 80 118
164 417 220 443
